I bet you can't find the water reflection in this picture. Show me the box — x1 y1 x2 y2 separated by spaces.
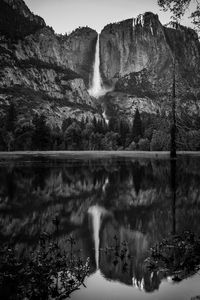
88 205 111 269
171 159 177 235
1 157 200 295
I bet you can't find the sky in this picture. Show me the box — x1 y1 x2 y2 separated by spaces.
24 0 195 34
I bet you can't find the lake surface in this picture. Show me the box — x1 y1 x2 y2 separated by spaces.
0 154 200 299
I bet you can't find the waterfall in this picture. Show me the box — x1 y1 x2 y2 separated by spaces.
89 35 112 98
88 205 108 269
88 35 102 98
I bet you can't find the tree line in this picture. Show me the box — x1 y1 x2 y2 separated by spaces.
0 103 200 151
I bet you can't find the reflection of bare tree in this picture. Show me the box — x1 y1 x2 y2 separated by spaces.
171 158 177 234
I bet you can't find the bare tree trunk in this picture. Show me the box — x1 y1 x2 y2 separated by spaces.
170 56 177 158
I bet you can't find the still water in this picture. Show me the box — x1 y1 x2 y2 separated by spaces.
0 155 200 299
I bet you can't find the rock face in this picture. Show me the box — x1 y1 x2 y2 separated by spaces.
3 0 45 23
102 92 159 123
100 12 200 99
1 0 200 126
12 26 97 86
0 0 99 127
65 28 97 86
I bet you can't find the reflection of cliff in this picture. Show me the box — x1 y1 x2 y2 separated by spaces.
0 157 200 291
98 209 166 291
86 202 173 292
0 164 106 244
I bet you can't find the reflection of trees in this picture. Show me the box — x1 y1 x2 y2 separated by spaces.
131 161 144 195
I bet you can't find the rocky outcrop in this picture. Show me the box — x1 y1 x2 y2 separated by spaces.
64 27 97 86
0 0 100 127
102 92 159 123
12 26 97 86
0 0 46 39
100 12 200 99
3 0 45 24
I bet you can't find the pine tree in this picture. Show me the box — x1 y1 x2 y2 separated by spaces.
108 117 118 132
80 117 85 130
5 103 17 132
32 114 51 150
132 108 143 142
62 118 73 133
2 103 17 151
92 117 97 132
119 120 130 148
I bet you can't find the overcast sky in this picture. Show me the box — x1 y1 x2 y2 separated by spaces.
24 0 194 34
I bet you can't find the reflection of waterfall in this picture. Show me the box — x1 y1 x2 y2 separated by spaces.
102 177 109 192
88 205 108 269
102 111 109 125
88 35 112 98
132 277 144 291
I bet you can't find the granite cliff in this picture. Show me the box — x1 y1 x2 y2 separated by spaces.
100 12 200 96
1 0 200 128
100 12 200 120
0 0 99 128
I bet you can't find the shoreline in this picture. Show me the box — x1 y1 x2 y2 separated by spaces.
0 151 199 160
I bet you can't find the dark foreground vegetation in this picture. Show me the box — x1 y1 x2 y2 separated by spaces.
1 103 200 151
146 231 200 282
0 224 89 300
